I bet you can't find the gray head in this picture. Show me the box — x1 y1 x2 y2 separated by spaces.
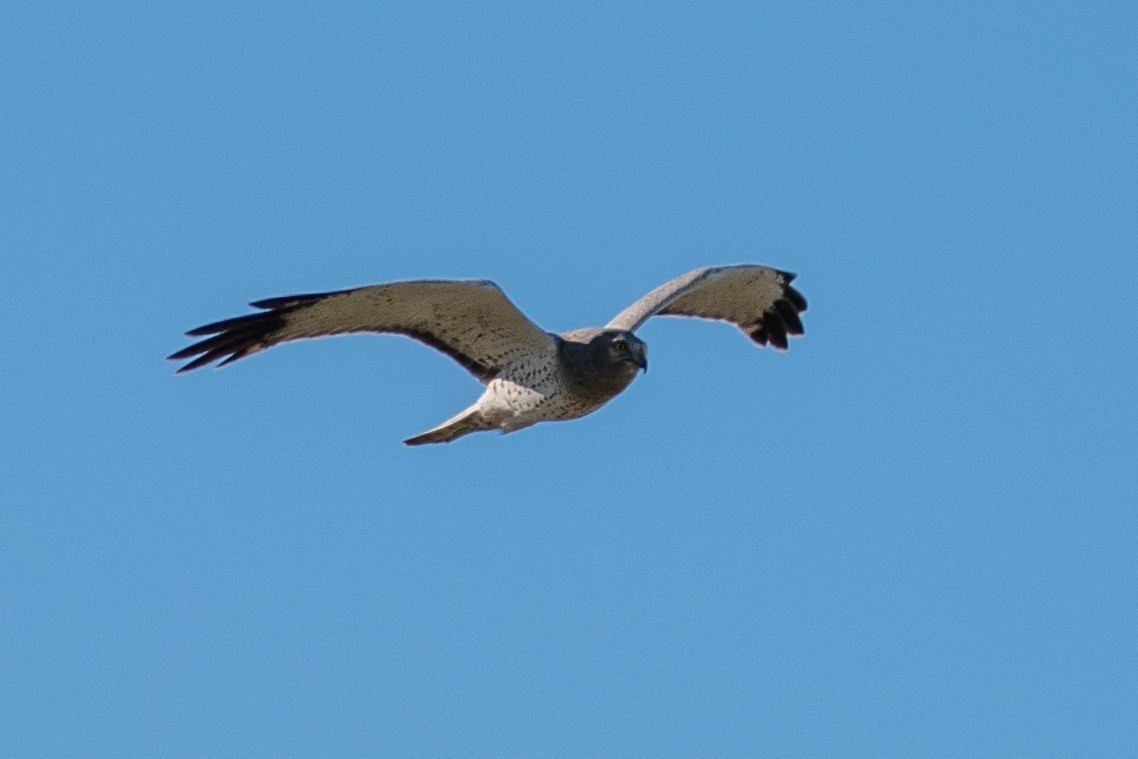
557 328 648 404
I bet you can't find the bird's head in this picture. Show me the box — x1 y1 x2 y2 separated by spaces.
597 329 648 374
555 328 649 401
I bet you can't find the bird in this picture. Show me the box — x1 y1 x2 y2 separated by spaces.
168 264 807 445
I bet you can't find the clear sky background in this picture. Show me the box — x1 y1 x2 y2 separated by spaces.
3 2 1135 757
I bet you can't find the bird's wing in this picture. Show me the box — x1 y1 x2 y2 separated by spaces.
605 265 807 349
168 279 553 380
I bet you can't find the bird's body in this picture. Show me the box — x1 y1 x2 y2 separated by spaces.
402 328 645 444
169 265 806 445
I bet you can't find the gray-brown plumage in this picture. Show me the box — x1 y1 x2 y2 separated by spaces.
169 264 806 445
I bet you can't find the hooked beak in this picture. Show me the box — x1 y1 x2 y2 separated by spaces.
633 343 648 373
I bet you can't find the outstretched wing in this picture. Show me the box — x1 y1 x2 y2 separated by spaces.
605 265 807 349
168 279 554 380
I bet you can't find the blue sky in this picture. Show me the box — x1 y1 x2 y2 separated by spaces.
3 1 1135 756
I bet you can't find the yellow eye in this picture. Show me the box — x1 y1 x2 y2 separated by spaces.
613 340 628 352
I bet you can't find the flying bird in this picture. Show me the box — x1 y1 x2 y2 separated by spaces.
169 264 807 445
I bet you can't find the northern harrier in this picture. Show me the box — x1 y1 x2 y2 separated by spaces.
169 264 807 445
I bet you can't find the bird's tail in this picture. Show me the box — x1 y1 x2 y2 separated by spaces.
403 406 489 446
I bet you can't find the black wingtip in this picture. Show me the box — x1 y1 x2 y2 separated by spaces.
744 274 807 350
169 308 290 373
168 355 202 374
172 352 217 373
786 286 808 314
775 300 805 336
769 317 790 350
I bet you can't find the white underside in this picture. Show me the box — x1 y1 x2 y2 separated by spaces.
476 377 557 432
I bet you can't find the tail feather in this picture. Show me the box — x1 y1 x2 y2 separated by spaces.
403 407 488 446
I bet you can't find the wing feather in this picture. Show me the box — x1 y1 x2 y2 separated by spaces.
168 279 552 379
605 264 807 350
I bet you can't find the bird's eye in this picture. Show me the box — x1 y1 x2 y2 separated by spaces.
612 340 628 353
